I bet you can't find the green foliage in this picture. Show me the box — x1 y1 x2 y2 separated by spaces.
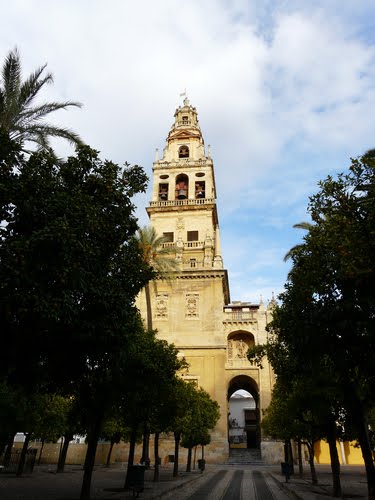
280 153 375 403
0 382 24 437
136 225 179 274
117 328 187 433
0 142 153 392
258 152 375 494
101 414 127 445
33 394 71 442
0 48 82 150
136 225 180 331
180 386 220 449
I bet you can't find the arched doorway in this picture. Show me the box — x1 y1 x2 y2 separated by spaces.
228 375 260 449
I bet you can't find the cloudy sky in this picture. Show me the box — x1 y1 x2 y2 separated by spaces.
2 0 375 304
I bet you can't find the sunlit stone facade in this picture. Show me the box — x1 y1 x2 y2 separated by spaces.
137 98 278 463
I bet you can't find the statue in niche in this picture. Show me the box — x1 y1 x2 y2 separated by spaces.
236 339 247 359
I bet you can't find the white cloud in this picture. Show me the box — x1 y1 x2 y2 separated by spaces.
1 0 375 302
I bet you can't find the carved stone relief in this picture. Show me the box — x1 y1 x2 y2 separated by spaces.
185 293 199 318
227 335 253 367
176 216 185 230
155 293 168 319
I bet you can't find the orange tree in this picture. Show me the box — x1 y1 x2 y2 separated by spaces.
251 151 375 499
0 140 153 499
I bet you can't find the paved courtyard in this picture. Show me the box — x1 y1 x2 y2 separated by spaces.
0 463 369 499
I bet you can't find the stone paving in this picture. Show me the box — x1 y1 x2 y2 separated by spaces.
0 462 369 499
273 464 368 500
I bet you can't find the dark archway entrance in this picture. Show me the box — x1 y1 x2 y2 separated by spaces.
228 375 260 449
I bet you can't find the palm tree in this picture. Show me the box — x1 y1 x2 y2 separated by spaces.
0 48 83 151
137 225 179 332
283 221 313 262
136 225 180 468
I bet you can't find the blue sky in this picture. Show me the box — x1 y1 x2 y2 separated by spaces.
1 0 375 304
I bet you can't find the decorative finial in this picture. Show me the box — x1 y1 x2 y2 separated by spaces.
207 145 211 158
268 292 277 309
179 89 189 106
155 148 159 161
260 294 263 305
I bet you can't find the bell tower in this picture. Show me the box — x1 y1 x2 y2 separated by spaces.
147 97 224 271
137 98 276 465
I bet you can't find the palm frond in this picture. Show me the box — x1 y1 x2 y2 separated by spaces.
1 48 21 129
2 48 21 104
18 66 53 109
0 89 4 117
137 225 180 277
283 221 313 262
11 123 83 148
19 101 82 121
0 47 83 150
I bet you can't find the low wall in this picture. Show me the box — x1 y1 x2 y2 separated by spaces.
14 434 227 467
14 437 364 466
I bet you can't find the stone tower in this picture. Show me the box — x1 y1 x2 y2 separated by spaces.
137 98 278 463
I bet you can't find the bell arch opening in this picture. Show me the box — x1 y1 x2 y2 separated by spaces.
178 145 189 158
175 174 189 199
228 375 260 449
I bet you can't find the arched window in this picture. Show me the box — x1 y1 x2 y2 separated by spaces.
179 145 189 158
195 181 205 199
175 174 189 199
158 183 168 200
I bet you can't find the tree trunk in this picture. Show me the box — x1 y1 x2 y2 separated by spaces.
356 411 375 500
284 439 294 474
80 414 103 500
173 432 180 477
186 447 192 472
306 441 318 485
0 432 9 456
38 439 45 465
193 446 197 470
124 427 137 489
57 433 73 473
16 432 32 477
284 440 288 462
145 283 153 332
297 439 303 477
4 433 15 467
141 427 150 469
288 440 294 466
345 383 375 500
153 432 160 482
327 420 342 498
106 439 115 468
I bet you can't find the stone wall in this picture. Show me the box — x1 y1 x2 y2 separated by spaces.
16 435 227 466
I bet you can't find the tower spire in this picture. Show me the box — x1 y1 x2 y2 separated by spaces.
147 100 222 271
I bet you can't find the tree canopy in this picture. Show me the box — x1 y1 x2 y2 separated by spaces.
0 143 152 390
250 152 375 498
